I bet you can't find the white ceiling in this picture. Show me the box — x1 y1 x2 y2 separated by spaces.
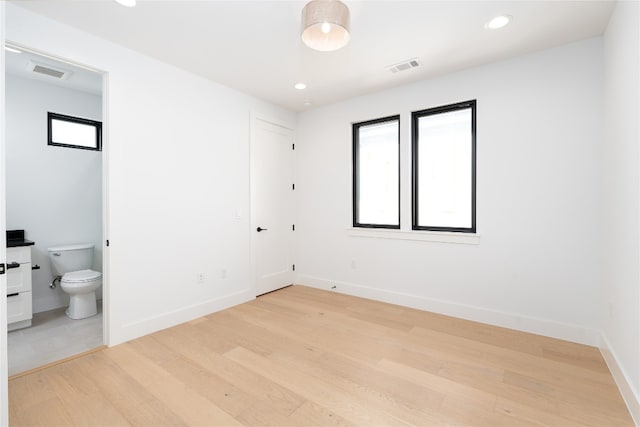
10 1 614 112
5 47 103 95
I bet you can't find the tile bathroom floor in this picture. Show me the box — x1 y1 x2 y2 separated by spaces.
7 303 103 376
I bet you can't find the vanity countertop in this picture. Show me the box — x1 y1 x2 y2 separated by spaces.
6 230 35 247
7 239 35 248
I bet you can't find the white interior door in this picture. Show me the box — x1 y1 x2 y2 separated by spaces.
251 117 294 296
0 4 9 424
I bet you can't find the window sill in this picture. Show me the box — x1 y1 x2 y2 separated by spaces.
347 227 480 245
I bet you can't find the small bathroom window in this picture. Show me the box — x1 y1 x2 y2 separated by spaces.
47 112 102 151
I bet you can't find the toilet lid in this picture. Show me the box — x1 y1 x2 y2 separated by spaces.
62 269 102 283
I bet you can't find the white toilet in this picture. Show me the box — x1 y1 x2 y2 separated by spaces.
47 243 102 320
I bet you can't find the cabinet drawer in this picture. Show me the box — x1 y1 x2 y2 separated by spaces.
7 262 32 294
7 247 31 264
7 291 32 324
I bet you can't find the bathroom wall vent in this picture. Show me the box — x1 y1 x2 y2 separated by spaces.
386 58 421 74
27 61 72 80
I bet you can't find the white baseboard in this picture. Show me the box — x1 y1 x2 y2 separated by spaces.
600 334 640 426
113 289 255 345
297 275 600 346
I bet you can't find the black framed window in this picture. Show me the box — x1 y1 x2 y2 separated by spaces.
48 112 102 151
412 100 476 233
353 115 400 229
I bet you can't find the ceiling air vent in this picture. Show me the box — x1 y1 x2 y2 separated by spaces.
27 61 72 80
386 58 420 74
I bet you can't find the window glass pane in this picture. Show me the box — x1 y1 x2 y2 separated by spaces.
356 119 399 226
48 112 101 151
416 108 472 229
51 118 98 149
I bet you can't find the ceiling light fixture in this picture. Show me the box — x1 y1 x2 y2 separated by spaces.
294 83 307 90
485 15 512 30
301 0 350 52
114 0 136 7
4 46 22 54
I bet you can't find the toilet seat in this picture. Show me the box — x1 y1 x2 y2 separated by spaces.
62 269 102 284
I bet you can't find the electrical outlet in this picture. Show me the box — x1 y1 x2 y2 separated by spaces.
197 272 205 284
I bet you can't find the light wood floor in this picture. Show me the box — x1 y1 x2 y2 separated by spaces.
9 285 633 426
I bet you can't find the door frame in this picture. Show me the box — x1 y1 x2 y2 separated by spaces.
1 3 8 425
0 40 110 416
249 112 296 297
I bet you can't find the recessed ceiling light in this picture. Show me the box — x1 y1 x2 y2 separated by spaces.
114 0 136 7
294 83 307 90
4 46 22 54
303 100 313 107
485 15 512 30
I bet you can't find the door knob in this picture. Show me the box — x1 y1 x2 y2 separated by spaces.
256 227 268 232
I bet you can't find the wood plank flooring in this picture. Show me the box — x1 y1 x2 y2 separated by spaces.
9 285 634 426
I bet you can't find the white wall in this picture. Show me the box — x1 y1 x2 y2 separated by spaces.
6 4 295 345
296 38 604 345
6 74 102 313
601 0 640 422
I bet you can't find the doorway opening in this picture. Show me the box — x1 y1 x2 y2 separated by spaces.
4 43 107 376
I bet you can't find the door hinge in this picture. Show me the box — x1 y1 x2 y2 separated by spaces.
292 143 295 150
292 224 295 231
292 264 296 271
292 183 295 190
106 239 110 247
0 263 5 275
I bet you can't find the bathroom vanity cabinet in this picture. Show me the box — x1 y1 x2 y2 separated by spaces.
7 231 34 331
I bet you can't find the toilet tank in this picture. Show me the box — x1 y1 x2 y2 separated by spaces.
47 243 94 276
